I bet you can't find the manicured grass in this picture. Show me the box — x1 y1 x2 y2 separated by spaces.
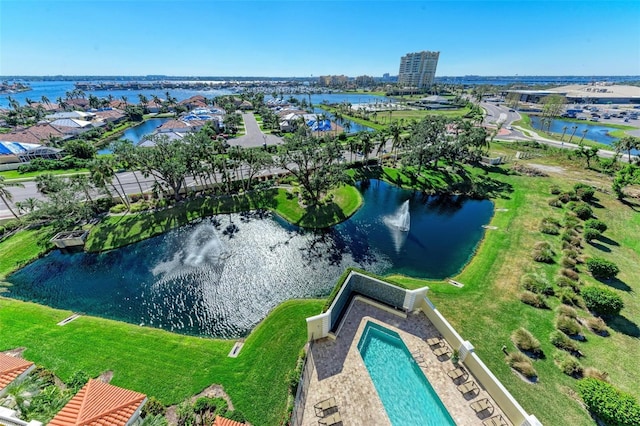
0 227 54 279
385 149 640 425
0 169 89 180
86 185 362 252
0 296 323 426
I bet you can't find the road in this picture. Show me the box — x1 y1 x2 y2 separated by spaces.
229 112 284 148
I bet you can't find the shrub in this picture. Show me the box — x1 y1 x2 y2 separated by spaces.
573 183 595 201
558 192 575 203
511 328 543 357
560 268 580 281
142 397 166 417
583 367 609 382
582 287 624 316
550 184 561 194
556 315 582 336
222 410 247 423
520 291 548 309
109 204 128 214
540 223 560 235
563 215 580 230
570 202 593 220
550 331 579 353
67 370 89 392
129 201 151 213
558 355 583 377
556 305 577 319
533 248 554 263
563 248 579 259
561 256 577 269
583 228 601 242
586 258 620 280
584 219 607 233
505 352 537 379
577 378 640 426
521 273 554 295
557 288 583 307
548 197 563 208
586 316 609 336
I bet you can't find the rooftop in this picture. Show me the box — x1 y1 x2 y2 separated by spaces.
0 353 34 392
49 379 146 426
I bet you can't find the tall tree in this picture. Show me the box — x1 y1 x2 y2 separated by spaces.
614 136 640 163
89 158 130 207
137 134 190 201
276 134 347 205
0 175 24 219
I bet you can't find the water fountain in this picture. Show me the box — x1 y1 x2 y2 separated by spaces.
385 200 411 232
384 200 411 253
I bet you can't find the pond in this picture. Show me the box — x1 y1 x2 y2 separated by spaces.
97 118 169 154
529 115 619 146
5 180 493 338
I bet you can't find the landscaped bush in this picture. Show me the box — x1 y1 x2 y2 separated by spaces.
548 197 563 208
533 247 555 263
560 268 580 281
563 214 580 230
563 248 579 259
550 331 580 353
556 315 582 336
584 218 608 233
582 286 624 316
573 183 595 202
520 291 548 309
558 191 575 203
583 228 602 242
586 257 620 280
585 316 609 336
540 217 561 235
561 256 578 269
556 305 578 319
505 351 537 379
550 184 561 195
561 230 582 248
569 202 593 220
67 370 89 392
521 273 554 295
511 327 543 357
109 204 128 214
577 378 640 426
142 396 166 417
557 288 583 307
129 201 152 213
583 367 609 382
558 354 583 377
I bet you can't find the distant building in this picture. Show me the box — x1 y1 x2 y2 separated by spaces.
398 50 440 88
505 83 640 105
317 75 349 88
382 73 390 81
355 75 376 87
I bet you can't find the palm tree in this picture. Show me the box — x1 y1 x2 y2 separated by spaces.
568 125 578 143
561 125 568 141
121 95 128 108
579 129 588 144
41 95 51 107
0 175 24 219
90 158 129 207
614 136 640 163
388 122 403 165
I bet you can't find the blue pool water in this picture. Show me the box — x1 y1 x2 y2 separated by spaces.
357 322 456 426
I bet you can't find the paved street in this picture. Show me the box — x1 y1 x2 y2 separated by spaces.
229 112 284 148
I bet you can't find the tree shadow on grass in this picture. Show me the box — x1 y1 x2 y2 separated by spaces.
620 198 640 212
606 314 640 338
598 277 632 292
588 241 611 253
597 235 619 246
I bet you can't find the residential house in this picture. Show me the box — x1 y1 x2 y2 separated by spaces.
64 98 90 110
0 141 63 164
91 108 127 124
157 119 193 134
50 118 94 136
49 379 147 426
0 353 35 397
45 111 95 121
0 123 65 145
179 95 209 110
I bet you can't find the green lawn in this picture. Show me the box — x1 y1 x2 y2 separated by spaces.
0 297 323 426
0 227 54 280
0 169 89 180
86 185 362 252
389 147 640 425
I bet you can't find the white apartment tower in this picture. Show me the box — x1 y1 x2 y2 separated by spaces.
398 51 440 88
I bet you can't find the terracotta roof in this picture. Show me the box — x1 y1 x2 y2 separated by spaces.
49 379 146 426
158 119 190 130
212 415 245 426
0 353 34 391
0 123 63 144
93 108 126 121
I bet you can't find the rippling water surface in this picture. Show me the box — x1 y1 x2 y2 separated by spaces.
6 180 493 337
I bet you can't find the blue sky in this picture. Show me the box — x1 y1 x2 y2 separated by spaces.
1 0 639 76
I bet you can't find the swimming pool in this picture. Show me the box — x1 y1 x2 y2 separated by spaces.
357 322 456 426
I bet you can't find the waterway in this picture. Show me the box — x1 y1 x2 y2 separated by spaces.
529 115 622 146
5 180 493 338
97 118 169 154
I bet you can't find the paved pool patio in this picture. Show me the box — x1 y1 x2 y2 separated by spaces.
299 298 510 425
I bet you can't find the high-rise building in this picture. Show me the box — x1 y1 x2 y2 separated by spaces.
398 51 440 88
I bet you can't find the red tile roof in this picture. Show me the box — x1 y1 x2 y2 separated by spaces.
0 353 34 392
49 379 146 426
212 415 245 426
0 123 63 144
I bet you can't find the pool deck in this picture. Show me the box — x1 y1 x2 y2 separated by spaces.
300 298 510 425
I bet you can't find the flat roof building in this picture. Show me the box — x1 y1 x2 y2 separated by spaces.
398 51 440 88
